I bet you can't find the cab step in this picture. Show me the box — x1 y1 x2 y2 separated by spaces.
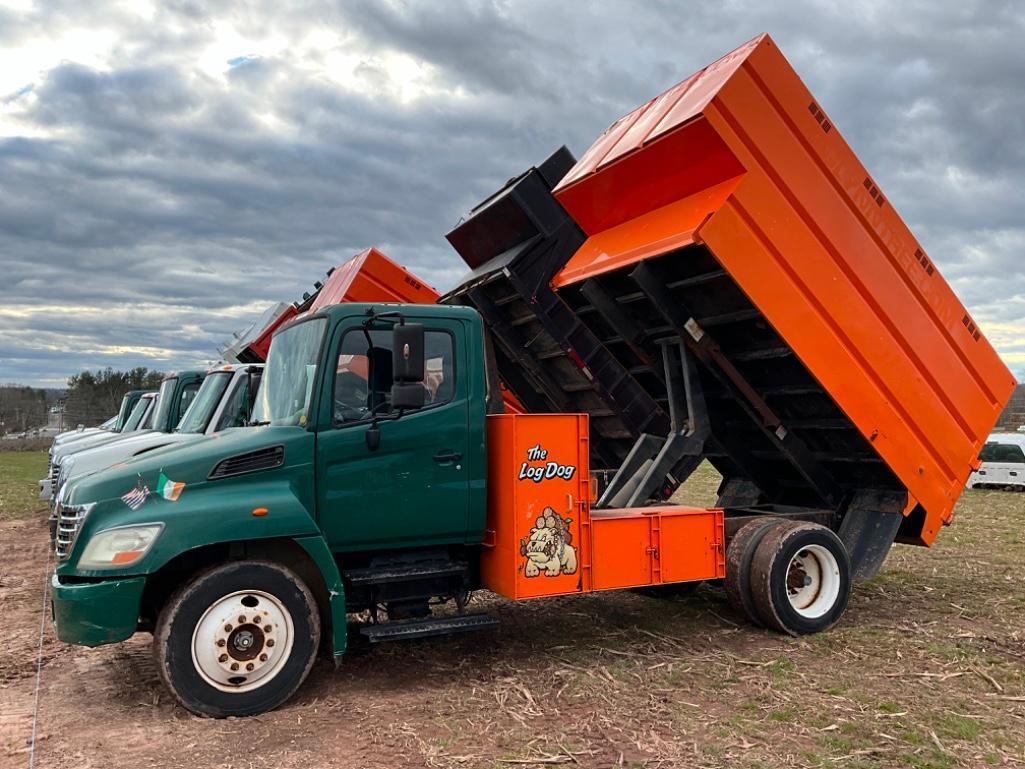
359 613 499 643
343 562 467 586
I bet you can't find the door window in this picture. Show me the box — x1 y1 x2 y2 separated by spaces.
332 328 455 426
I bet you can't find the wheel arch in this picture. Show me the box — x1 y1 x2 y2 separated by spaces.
141 535 346 659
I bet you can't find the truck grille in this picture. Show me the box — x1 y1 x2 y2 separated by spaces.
47 463 59 495
55 504 89 559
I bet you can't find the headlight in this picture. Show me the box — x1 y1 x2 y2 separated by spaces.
77 524 164 569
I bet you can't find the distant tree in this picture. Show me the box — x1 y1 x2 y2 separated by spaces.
0 385 51 435
63 367 165 428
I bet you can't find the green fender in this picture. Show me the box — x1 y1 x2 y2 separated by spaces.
295 534 347 658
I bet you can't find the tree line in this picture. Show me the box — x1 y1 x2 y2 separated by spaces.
63 367 165 428
0 367 166 435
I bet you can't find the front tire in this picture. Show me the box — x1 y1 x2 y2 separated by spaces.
154 560 320 717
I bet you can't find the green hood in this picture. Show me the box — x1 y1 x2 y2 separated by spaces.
60 426 319 577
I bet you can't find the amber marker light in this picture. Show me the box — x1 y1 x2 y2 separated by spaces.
252 507 268 517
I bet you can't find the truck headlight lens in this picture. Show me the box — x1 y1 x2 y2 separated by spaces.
78 524 164 569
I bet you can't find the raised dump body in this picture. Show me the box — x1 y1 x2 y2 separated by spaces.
450 34 1015 549
237 248 440 363
442 149 675 476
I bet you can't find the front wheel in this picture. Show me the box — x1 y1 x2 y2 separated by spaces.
154 560 320 717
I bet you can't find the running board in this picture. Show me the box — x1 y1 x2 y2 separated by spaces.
343 562 467 586
359 613 499 643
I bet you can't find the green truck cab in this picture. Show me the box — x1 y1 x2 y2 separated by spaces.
53 304 488 717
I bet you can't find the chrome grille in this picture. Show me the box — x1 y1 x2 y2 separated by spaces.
55 504 89 559
46 463 59 496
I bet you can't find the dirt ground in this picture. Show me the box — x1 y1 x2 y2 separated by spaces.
2 451 1024 769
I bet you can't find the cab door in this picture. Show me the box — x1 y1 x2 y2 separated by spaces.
314 319 471 551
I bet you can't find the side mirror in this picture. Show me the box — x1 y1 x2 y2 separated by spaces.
390 382 426 411
392 323 425 384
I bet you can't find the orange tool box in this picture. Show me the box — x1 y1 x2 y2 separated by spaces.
551 33 1016 544
482 413 724 600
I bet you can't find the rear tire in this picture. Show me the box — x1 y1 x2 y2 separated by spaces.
154 560 320 717
748 522 851 635
724 518 781 626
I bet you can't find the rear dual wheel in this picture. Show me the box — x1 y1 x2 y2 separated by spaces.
726 519 851 635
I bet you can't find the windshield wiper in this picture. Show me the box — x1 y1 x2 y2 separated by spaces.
247 419 271 427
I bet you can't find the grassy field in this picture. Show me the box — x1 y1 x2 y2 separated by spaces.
1 451 1023 768
0 450 47 520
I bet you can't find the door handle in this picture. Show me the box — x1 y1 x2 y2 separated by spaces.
434 450 462 464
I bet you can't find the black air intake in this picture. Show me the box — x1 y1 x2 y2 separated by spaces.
209 445 284 479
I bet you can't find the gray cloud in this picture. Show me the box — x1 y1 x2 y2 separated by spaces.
0 0 1022 388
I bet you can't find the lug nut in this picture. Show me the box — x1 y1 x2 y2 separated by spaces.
219 654 228 663
216 639 226 647
266 639 275 648
264 625 272 633
259 653 268 662
238 615 246 624
224 624 233 633
246 663 255 672
230 662 239 671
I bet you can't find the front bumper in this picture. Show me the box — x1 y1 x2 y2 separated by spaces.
39 478 52 501
51 574 146 647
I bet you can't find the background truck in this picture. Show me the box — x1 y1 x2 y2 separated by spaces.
48 389 147 451
224 247 440 365
966 433 1025 490
41 390 157 501
52 364 263 511
49 33 1014 719
45 372 203 500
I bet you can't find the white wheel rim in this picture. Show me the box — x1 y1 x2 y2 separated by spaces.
191 590 295 693
785 544 841 619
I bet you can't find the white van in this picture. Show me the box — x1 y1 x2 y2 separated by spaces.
966 433 1025 491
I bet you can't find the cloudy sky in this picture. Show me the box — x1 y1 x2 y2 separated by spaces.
0 0 1022 387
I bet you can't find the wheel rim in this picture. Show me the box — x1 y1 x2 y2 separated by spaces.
784 544 841 619
191 590 295 693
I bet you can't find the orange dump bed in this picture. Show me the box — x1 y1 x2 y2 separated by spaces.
551 34 1016 544
242 248 440 362
308 247 439 312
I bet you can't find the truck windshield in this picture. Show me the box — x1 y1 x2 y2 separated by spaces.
176 372 232 434
114 394 133 432
151 378 178 432
252 319 326 427
122 396 151 432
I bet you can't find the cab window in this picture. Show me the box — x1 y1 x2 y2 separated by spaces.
332 328 455 425
979 442 1025 464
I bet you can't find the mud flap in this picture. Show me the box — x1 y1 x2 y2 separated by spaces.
837 490 906 581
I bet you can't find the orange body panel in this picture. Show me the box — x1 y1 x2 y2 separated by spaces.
482 414 724 599
590 508 725 590
553 34 1016 544
482 413 591 599
308 247 439 312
